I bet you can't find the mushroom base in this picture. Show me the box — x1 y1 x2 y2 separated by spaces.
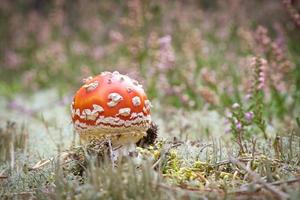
77 127 147 147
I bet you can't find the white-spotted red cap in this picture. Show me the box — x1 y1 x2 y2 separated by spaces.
71 71 152 145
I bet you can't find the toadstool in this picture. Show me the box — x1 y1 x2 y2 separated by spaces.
71 71 153 147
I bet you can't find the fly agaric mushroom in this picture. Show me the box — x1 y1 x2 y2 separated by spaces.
71 71 153 147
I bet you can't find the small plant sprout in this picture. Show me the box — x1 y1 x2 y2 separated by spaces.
71 71 157 152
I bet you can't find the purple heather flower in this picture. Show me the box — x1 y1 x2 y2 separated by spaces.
60 95 71 106
7 100 33 116
224 118 230 125
226 111 233 118
245 111 254 122
158 35 171 45
225 126 231 134
156 35 175 71
236 121 242 130
259 77 265 83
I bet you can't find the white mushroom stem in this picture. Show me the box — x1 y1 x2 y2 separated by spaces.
110 143 137 162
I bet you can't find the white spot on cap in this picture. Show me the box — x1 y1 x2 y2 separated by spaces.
84 109 92 115
131 79 143 88
132 96 141 106
118 108 131 116
112 71 120 76
130 112 145 119
132 80 139 86
75 109 81 116
144 100 152 110
143 107 147 113
92 104 104 113
75 120 87 128
82 76 93 84
107 93 123 107
101 71 111 76
71 107 75 117
83 109 99 121
83 81 99 92
109 93 123 102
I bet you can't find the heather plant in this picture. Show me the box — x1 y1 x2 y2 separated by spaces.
282 0 300 27
248 57 267 137
254 25 296 118
226 57 268 153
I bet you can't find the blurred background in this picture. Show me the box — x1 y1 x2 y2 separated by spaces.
0 0 299 155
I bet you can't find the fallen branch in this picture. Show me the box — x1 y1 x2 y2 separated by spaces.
29 152 71 171
0 175 8 179
230 176 300 194
0 170 8 179
155 182 221 197
230 157 289 200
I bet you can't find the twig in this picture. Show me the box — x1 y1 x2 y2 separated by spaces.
29 152 71 171
152 157 161 169
0 175 8 179
108 139 115 168
271 177 300 186
215 155 282 167
10 141 15 169
9 192 35 198
200 144 213 152
230 157 289 200
29 159 51 171
230 176 300 194
0 170 8 179
155 182 215 197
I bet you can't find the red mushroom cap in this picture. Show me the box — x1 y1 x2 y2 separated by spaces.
71 71 152 145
